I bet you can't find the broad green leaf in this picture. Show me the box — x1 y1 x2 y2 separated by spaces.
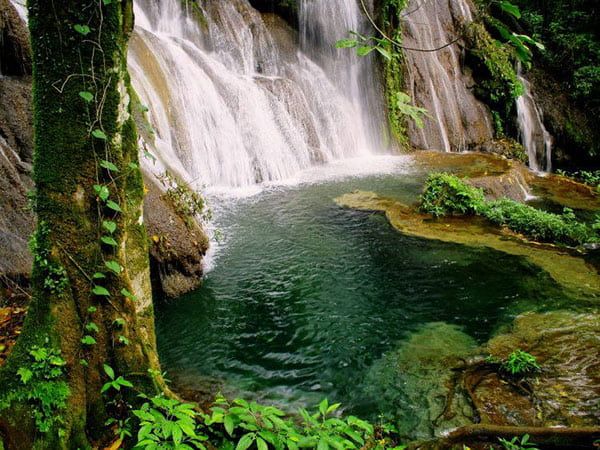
236 433 255 450
92 272 106 280
92 285 110 296
499 1 521 19
92 129 107 140
256 437 268 450
81 335 97 345
103 364 115 380
224 414 235 436
335 38 358 49
100 159 119 172
356 46 374 57
101 236 118 247
85 322 99 333
74 24 91 35
79 91 94 102
93 184 109 201
105 260 122 274
106 200 122 213
102 220 117 234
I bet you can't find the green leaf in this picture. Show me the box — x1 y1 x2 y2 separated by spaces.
74 24 91 35
92 285 110 296
356 46 374 57
92 129 107 140
87 306 97 313
236 433 255 450
118 335 130 345
105 260 122 274
103 364 115 380
93 184 109 202
101 236 118 247
335 38 358 49
81 335 97 345
317 438 329 450
102 220 117 234
319 398 329 416
121 288 137 301
224 414 235 436
85 322 99 333
106 200 122 213
100 159 119 172
80 359 89 367
499 1 521 19
17 367 33 384
128 162 139 170
113 318 125 328
102 0 112 4
256 437 268 450
92 272 106 280
375 46 392 61
79 91 94 102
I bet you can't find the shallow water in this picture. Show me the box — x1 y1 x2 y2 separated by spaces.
155 158 576 430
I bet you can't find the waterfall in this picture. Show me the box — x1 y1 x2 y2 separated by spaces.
130 0 386 189
402 0 494 152
516 68 553 173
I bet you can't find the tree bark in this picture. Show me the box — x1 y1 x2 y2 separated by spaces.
0 1 164 447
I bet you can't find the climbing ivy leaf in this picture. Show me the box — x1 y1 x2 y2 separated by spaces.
85 322 99 333
87 306 98 313
74 24 91 36
93 184 109 202
104 364 115 380
92 129 107 141
92 272 106 280
118 335 130 346
79 91 94 102
101 236 118 247
113 318 125 328
102 220 117 234
81 335 97 345
121 288 137 302
100 159 119 172
106 200 122 213
105 260 122 274
92 285 110 296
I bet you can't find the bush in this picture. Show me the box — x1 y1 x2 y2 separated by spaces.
500 350 541 376
419 172 598 246
481 199 596 246
419 173 486 217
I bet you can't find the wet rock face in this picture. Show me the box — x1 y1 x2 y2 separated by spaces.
144 176 209 299
0 0 34 282
248 0 298 28
0 0 31 76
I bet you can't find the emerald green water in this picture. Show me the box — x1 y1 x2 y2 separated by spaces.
155 158 571 435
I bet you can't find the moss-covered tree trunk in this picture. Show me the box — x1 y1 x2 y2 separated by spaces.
0 1 164 448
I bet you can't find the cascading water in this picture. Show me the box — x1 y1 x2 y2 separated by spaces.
401 0 494 152
516 68 553 173
130 0 386 190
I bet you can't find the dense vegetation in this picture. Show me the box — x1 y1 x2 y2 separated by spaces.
512 0 600 159
420 173 599 246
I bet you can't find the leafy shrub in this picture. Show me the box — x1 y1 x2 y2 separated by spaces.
481 199 596 246
132 395 404 450
556 169 600 189
133 395 208 449
419 172 598 246
0 344 69 433
419 173 486 217
499 433 540 450
500 350 541 376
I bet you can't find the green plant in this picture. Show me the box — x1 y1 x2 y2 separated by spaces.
157 171 211 228
101 364 134 394
419 172 599 246
0 343 69 433
500 350 540 376
29 223 68 295
482 199 597 246
132 395 208 449
419 173 486 217
499 433 539 450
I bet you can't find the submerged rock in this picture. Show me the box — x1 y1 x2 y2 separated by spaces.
365 322 478 440
482 311 600 427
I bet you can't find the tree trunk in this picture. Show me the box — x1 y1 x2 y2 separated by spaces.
0 1 164 447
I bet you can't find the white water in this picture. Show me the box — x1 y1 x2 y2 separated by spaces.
130 0 387 190
516 68 553 173
402 0 493 152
